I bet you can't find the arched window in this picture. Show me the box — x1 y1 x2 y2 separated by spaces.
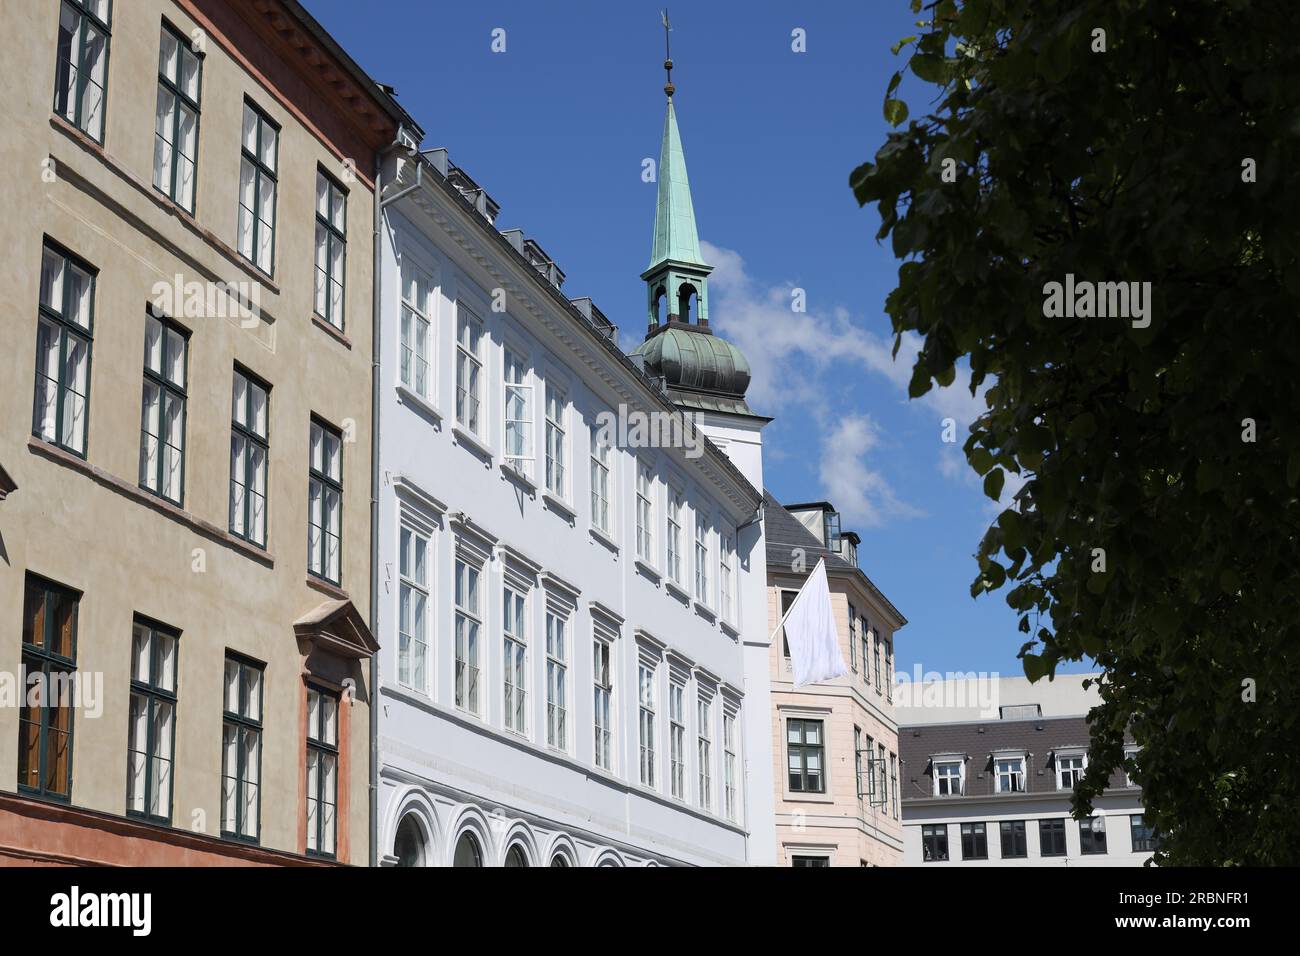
653 286 666 325
453 830 483 867
504 844 528 867
549 853 570 868
677 283 698 324
394 812 427 867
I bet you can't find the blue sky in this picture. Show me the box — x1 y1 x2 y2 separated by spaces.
304 0 1084 678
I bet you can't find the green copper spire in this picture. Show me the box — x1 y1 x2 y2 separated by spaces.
648 99 704 269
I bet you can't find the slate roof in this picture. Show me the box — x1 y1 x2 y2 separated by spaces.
763 491 907 627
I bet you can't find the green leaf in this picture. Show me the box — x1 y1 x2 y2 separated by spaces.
910 54 948 84
891 37 917 56
983 468 1006 501
883 97 910 127
999 510 1026 551
1196 461 1222 494
1022 653 1047 682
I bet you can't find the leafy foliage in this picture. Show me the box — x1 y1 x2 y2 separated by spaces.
852 0 1300 865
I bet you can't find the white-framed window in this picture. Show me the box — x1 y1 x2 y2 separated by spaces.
305 684 339 857
454 558 482 715
229 367 268 548
153 22 201 213
545 611 567 749
638 664 657 788
54 0 111 143
544 381 567 497
636 462 654 562
307 418 342 584
1057 752 1086 790
455 304 483 435
995 756 1026 793
694 510 710 604
589 423 611 534
723 710 739 822
314 169 346 328
669 681 686 799
503 348 532 477
719 530 735 623
398 524 429 693
1124 746 1140 788
593 637 613 770
848 606 858 673
502 585 528 734
934 759 964 796
666 487 684 584
697 694 713 811
237 100 278 275
400 259 432 397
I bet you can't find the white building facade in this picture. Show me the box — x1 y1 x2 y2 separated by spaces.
371 95 770 865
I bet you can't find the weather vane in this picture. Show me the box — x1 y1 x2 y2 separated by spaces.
661 9 675 98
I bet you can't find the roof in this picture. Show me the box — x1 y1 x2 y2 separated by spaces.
764 491 907 627
648 99 703 269
632 324 752 405
294 598 379 659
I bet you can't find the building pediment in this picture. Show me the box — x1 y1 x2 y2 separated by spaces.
294 598 378 660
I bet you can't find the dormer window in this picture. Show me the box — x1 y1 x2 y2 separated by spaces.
994 754 1026 793
933 758 964 797
1055 750 1087 790
824 510 841 551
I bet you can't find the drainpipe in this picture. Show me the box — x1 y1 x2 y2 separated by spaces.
369 137 423 868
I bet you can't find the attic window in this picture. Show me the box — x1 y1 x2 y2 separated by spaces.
824 511 842 552
1000 703 1041 720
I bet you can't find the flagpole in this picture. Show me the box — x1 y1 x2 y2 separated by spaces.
766 556 827 644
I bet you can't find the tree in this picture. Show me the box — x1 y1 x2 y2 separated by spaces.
851 0 1300 865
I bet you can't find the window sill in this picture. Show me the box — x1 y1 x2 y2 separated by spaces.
28 437 274 568
395 383 441 421
589 525 619 554
719 619 740 639
307 573 349 601
664 579 691 603
693 600 716 621
451 424 493 462
634 558 661 582
783 790 835 805
312 314 351 348
499 461 538 492
542 492 576 520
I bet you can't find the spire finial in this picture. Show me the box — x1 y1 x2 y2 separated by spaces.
661 9 675 98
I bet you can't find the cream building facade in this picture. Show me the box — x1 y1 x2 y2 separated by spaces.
765 496 908 866
0 0 411 864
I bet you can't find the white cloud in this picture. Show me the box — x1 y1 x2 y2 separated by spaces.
818 414 925 528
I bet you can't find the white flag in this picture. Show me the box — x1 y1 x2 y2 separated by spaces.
783 558 848 688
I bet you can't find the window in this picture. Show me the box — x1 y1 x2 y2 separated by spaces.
848 606 857 672
502 586 527 734
885 639 893 700
697 695 713 810
865 734 876 800
877 742 888 810
921 824 948 862
999 820 1028 858
503 348 532 477
308 419 342 584
398 525 429 692
305 685 339 857
399 260 432 397
589 424 611 534
229 368 268 547
1039 818 1067 857
33 243 94 456
637 664 656 788
666 487 684 582
669 681 685 799
860 618 871 688
723 712 738 821
636 462 654 562
455 305 483 434
720 532 735 623
786 718 824 793
934 760 963 796
890 752 899 818
154 23 201 212
545 383 567 497
453 831 483 867
127 619 177 822
545 612 566 749
237 101 278 274
1080 815 1107 855
454 559 481 714
1130 814 1158 852
19 576 78 800
873 631 882 691
1057 752 1086 790
995 756 1025 793
1124 747 1140 787
854 727 864 800
139 312 188 505
314 170 346 328
593 638 613 770
221 655 263 841
694 510 710 603
780 590 797 657
54 0 110 142
791 855 829 868
960 822 988 860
